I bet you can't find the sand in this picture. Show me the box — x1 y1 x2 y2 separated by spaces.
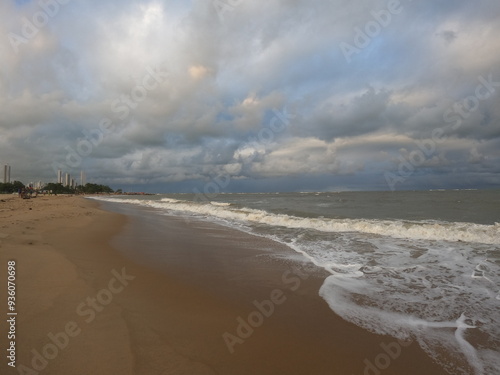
0 195 448 375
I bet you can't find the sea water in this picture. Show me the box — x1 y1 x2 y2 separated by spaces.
91 190 500 375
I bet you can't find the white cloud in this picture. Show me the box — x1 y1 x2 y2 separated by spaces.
0 0 499 190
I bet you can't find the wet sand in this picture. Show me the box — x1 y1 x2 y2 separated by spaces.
0 195 448 374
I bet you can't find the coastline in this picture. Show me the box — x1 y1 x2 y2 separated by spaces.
0 195 447 374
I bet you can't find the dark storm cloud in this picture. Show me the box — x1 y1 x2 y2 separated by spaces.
0 0 499 191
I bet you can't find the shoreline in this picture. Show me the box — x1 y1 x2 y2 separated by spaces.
0 196 448 374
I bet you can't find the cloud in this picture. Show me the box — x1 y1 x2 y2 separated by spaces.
0 0 499 191
188 64 211 80
437 30 458 44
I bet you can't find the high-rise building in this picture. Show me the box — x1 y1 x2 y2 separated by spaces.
3 165 10 183
57 169 63 184
65 173 70 187
80 171 86 186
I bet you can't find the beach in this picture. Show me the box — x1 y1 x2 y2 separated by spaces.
1 195 452 374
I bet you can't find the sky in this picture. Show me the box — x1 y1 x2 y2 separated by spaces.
1 0 499 193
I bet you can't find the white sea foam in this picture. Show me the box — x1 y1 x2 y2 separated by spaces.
210 201 232 207
314 235 500 375
91 196 500 245
160 198 183 203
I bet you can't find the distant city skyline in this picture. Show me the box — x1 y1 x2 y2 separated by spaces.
1 164 89 190
59 170 87 188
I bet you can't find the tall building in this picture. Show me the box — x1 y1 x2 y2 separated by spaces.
65 173 70 187
80 171 86 186
3 165 10 183
57 169 63 184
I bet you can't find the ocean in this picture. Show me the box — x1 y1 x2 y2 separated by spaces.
91 190 500 375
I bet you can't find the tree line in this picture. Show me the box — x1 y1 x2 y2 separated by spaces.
0 182 115 194
0 181 25 194
44 183 114 194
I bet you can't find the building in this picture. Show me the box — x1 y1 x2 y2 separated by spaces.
57 169 63 184
3 165 10 184
65 173 70 187
80 171 86 186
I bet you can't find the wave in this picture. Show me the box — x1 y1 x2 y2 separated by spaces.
210 201 232 207
90 197 500 245
160 198 183 203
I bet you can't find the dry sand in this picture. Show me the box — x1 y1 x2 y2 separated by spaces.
0 195 448 375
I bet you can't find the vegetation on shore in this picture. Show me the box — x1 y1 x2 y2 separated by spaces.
44 183 114 195
0 181 115 194
0 181 25 194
